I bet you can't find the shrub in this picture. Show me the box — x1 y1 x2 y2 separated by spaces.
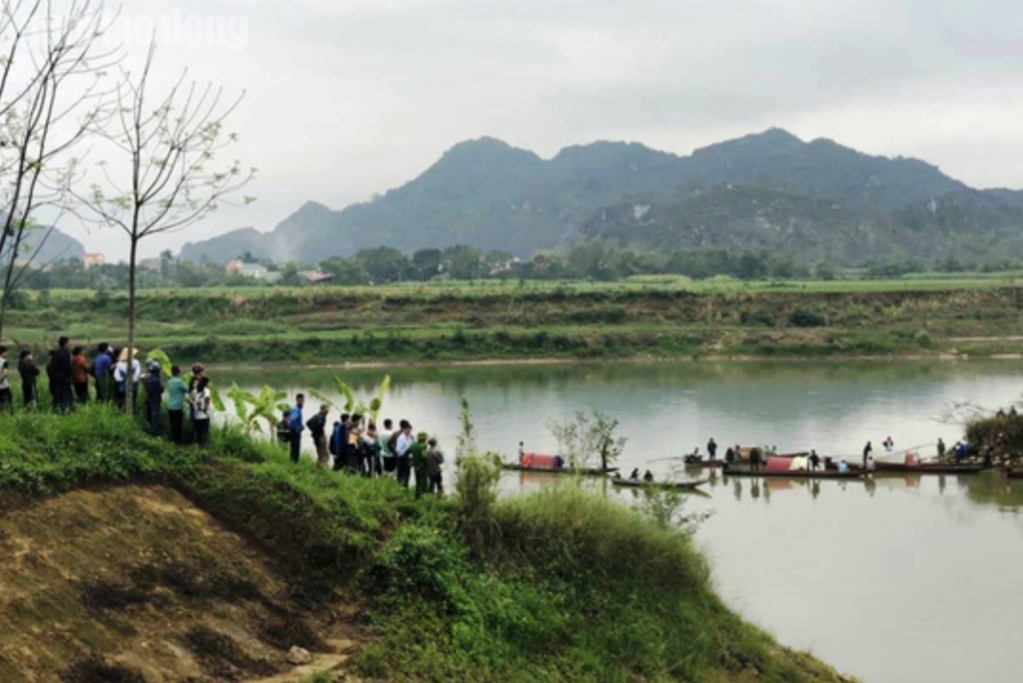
788 308 826 328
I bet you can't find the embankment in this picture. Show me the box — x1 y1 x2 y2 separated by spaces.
0 407 858 682
4 284 1023 362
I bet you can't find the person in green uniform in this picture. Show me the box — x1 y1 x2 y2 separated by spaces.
410 431 430 499
166 366 188 444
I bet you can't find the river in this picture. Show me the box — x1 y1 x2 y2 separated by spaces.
217 359 1023 683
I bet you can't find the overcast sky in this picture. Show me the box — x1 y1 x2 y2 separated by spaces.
49 0 1023 259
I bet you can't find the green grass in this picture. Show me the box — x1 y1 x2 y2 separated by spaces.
8 276 1023 363
0 406 852 682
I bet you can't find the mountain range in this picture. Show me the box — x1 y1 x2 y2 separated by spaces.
178 128 1023 266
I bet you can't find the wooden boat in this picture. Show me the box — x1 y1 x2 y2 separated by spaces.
723 466 863 480
682 460 726 469
501 463 619 477
1006 468 1023 479
872 462 987 475
612 478 709 491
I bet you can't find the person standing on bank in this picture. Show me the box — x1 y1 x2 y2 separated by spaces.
166 366 187 444
410 431 430 499
50 336 73 412
287 394 306 464
71 347 90 404
93 343 113 403
144 363 164 436
427 438 445 496
307 404 330 469
18 350 39 409
0 346 12 413
191 377 212 447
395 420 415 488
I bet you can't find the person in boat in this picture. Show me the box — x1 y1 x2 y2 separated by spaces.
749 447 763 472
837 460 850 474
865 455 875 472
724 446 735 465
809 450 821 472
518 441 525 465
629 468 640 481
937 438 946 461
883 436 894 452
862 441 873 469
685 447 701 464
554 455 566 470
643 470 655 483
707 438 718 461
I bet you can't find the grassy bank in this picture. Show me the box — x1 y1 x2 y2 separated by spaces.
0 406 855 682
2 279 1022 362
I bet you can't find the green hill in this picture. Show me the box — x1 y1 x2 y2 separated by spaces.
179 128 1020 266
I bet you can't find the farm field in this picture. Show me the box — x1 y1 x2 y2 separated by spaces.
7 276 1023 363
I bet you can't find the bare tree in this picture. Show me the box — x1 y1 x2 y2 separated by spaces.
79 40 255 410
0 0 119 337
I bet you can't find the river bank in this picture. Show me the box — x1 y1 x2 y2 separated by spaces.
0 405 857 683
3 282 1023 363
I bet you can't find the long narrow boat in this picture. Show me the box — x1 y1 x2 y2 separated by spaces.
611 478 709 491
723 466 864 480
872 462 987 475
682 460 726 469
501 463 619 476
1007 468 1023 480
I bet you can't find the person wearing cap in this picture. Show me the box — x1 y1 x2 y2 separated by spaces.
427 438 445 496
410 431 430 499
113 348 141 410
394 420 415 488
143 362 164 436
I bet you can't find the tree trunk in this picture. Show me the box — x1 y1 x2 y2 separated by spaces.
126 238 138 414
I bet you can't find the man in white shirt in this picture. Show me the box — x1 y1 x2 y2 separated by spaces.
395 420 415 489
379 418 396 475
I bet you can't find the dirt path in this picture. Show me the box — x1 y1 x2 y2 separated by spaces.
0 486 361 683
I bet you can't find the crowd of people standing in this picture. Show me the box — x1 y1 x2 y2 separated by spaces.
277 394 445 499
0 337 215 447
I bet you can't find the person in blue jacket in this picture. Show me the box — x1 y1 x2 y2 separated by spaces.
287 393 305 464
93 343 113 403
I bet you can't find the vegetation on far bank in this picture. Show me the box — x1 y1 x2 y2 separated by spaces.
3 278 1023 363
0 404 855 682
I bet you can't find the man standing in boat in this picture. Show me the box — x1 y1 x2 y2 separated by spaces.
862 441 873 469
707 438 718 461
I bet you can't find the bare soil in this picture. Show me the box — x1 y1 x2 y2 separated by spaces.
0 486 360 683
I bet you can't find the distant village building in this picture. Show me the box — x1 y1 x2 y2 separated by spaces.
239 263 269 279
84 253 105 269
225 259 244 275
139 257 162 272
299 271 335 285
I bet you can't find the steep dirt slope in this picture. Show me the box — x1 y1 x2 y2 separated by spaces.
0 486 357 683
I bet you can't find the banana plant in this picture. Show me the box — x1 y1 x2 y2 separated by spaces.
226 383 289 439
308 374 391 423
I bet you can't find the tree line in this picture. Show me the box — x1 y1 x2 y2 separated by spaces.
21 240 1023 292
